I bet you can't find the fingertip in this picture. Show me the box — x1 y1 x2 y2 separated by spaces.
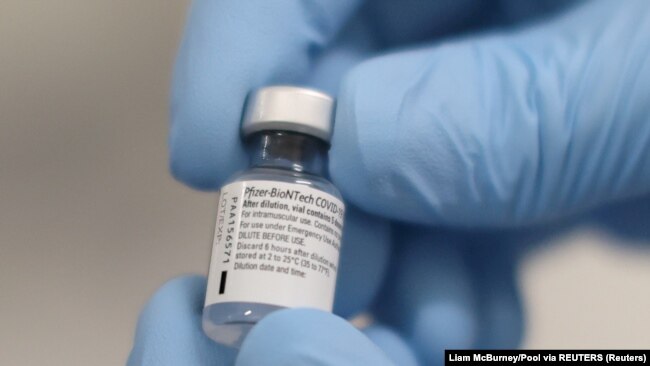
363 325 419 366
142 275 206 319
169 148 219 191
412 302 478 364
129 275 235 365
168 125 245 191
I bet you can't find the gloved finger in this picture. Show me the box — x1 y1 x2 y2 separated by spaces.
334 206 392 318
128 275 236 366
332 0 650 226
362 324 419 366
373 227 479 365
170 0 362 190
237 308 396 366
466 238 524 349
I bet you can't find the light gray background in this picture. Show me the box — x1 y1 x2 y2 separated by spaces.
1 1 649 365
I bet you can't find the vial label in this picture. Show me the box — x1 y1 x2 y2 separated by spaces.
205 180 345 311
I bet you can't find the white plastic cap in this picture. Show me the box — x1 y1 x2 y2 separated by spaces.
242 86 335 142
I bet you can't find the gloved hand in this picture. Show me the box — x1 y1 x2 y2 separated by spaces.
127 275 416 365
130 0 650 364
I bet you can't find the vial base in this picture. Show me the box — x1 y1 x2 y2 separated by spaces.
202 301 284 348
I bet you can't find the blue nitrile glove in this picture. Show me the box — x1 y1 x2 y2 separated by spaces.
130 0 650 365
128 276 416 366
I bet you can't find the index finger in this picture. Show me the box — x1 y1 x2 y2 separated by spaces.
170 0 362 190
128 276 235 365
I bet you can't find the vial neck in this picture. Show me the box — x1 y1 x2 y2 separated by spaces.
246 131 329 177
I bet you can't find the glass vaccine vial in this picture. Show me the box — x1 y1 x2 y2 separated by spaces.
203 86 345 347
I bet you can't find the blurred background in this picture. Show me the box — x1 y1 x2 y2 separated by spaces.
0 1 648 365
